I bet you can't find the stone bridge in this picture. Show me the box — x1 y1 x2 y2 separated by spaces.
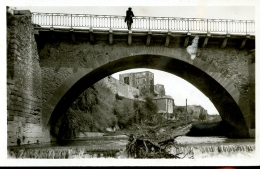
7 10 255 145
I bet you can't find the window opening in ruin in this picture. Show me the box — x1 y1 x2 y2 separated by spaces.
124 77 129 85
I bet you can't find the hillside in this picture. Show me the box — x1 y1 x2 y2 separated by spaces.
52 78 221 140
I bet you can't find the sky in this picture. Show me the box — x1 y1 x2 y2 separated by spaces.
4 1 256 115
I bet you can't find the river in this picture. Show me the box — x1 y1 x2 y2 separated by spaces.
7 135 255 160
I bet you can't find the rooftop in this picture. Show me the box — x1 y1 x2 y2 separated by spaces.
153 95 173 100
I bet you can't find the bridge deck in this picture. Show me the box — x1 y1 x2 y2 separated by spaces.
29 12 255 37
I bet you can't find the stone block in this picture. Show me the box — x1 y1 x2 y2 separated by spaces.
224 80 233 91
10 43 18 49
231 92 240 103
7 110 18 116
7 104 15 110
226 84 235 93
24 132 43 138
7 122 18 132
7 137 17 144
214 73 222 82
7 99 13 106
19 116 26 124
10 39 19 45
23 125 42 134
210 72 218 80
8 28 18 35
25 117 39 124
218 77 226 85
222 78 231 88
10 91 17 101
7 116 14 121
17 97 22 102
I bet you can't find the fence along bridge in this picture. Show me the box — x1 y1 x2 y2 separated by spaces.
29 12 255 47
31 12 255 34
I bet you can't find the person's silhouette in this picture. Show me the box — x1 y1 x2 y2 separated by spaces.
125 7 134 30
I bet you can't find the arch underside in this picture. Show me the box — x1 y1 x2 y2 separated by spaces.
46 54 249 138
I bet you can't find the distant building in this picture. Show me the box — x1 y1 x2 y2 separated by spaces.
119 71 154 94
187 105 208 119
154 84 165 97
152 95 175 114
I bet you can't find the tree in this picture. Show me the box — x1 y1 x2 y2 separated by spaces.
133 100 141 124
56 82 118 139
143 96 158 122
114 99 135 129
199 111 207 121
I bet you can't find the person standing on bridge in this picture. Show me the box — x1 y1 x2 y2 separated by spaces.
125 7 135 30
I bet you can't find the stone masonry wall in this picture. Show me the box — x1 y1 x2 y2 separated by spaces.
7 11 50 146
197 47 250 96
39 42 250 99
102 76 140 99
41 67 74 126
41 67 74 104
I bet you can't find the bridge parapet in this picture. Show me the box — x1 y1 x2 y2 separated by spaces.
31 12 255 36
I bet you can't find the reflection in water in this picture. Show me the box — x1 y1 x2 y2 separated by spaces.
7 136 255 159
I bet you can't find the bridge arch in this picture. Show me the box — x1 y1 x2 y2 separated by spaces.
44 54 249 138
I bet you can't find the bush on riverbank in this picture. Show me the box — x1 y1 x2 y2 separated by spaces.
54 81 118 139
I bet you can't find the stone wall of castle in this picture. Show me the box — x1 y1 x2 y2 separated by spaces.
102 76 140 99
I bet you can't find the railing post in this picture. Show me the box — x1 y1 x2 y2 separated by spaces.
187 18 189 33
246 20 247 35
90 15 92 29
226 20 228 34
71 14 73 29
168 18 170 32
149 17 150 31
110 16 111 30
89 15 94 44
51 13 53 28
207 19 208 33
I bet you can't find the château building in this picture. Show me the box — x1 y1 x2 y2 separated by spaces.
119 71 155 94
152 95 175 114
154 84 166 97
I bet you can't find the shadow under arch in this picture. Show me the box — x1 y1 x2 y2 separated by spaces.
49 54 249 138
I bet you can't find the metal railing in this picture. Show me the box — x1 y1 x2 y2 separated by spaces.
32 12 255 35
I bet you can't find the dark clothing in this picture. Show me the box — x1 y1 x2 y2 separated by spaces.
125 9 134 23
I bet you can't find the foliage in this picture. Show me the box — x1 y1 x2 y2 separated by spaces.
113 99 135 129
143 96 158 121
56 81 117 139
56 78 160 140
199 111 207 121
